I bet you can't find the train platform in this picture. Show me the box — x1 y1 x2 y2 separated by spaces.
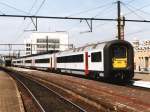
0 69 24 112
134 72 150 81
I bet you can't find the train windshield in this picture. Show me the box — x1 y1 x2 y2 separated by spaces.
113 46 127 58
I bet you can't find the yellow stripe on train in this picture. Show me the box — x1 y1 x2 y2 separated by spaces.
112 58 127 68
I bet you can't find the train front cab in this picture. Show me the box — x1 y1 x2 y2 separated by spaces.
104 40 134 81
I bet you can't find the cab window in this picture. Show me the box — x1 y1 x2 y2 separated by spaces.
113 46 127 58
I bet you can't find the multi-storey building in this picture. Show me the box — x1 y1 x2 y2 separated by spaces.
132 40 150 72
25 32 70 55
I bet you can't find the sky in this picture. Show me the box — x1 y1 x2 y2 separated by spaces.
0 0 150 54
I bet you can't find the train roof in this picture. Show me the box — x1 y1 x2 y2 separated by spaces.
14 50 59 59
13 40 132 59
57 41 108 55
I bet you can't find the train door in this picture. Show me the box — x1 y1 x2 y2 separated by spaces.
32 59 35 67
53 54 57 70
50 57 52 70
85 52 89 75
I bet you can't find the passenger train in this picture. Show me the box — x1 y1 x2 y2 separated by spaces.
12 40 134 81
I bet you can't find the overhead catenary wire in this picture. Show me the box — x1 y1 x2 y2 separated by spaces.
70 1 150 39
0 1 28 14
11 21 31 43
95 21 114 28
2 12 150 44
28 0 38 15
127 4 150 18
34 0 46 15
67 6 115 34
125 28 150 36
122 3 146 20
23 0 47 30
2 14 150 23
93 3 115 18
65 22 82 31
2 1 150 55
0 7 5 15
125 0 136 5
12 0 112 42
68 2 113 17
51 1 114 32
12 0 46 44
2 0 150 45
65 2 116 34
121 1 150 39
123 2 150 16
12 0 38 44
0 10 5 15
49 2 114 34
55 2 113 34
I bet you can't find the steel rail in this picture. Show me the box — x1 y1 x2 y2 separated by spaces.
9 70 87 112
9 71 46 112
33 77 87 112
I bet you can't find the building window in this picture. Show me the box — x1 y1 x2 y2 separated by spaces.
37 39 60 43
26 44 31 47
37 39 46 43
26 48 31 51
48 39 59 43
37 44 47 48
37 44 60 49
48 45 59 48
91 52 102 62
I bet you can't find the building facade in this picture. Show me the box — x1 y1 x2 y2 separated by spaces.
25 32 70 55
132 40 150 72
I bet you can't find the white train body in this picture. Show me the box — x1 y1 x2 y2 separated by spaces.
12 40 134 81
56 43 105 76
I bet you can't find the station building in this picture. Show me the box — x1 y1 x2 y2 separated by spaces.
132 40 150 72
24 32 71 55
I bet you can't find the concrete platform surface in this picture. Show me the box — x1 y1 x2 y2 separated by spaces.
0 70 24 112
134 73 150 81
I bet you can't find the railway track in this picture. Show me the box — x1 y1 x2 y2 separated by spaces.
11 67 150 90
4 67 150 111
6 69 86 112
13 67 150 90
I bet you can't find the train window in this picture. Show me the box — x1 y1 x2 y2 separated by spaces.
57 57 62 63
35 58 49 63
17 61 21 63
73 54 83 62
91 52 102 62
57 54 83 63
12 61 16 63
25 60 32 63
13 61 17 63
113 46 127 58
